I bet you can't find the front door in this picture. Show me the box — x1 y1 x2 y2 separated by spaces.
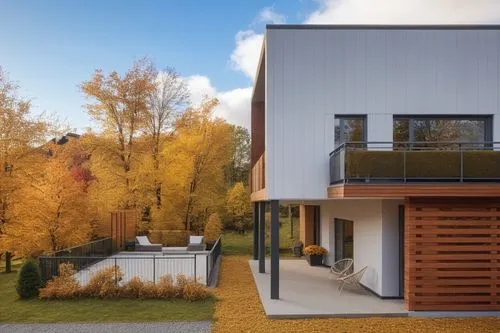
334 218 354 261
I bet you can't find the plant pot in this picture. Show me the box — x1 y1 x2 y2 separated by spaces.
306 254 323 266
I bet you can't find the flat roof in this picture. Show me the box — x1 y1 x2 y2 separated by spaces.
267 24 500 30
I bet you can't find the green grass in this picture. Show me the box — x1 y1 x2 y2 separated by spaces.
222 217 300 257
0 262 214 323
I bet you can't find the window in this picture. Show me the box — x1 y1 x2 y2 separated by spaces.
393 116 492 149
334 116 366 147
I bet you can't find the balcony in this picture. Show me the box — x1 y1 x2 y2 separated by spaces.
329 142 500 185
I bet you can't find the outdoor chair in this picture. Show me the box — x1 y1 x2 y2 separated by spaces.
135 236 162 252
330 258 354 278
187 235 206 251
335 266 367 295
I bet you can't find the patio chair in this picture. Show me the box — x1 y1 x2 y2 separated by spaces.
187 235 206 251
135 236 162 252
335 266 367 295
330 258 354 278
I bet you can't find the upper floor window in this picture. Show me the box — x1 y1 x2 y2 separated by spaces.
335 116 366 147
393 116 492 148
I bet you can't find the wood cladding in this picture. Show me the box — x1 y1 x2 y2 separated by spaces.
405 198 500 311
328 183 500 198
299 205 315 246
250 154 265 195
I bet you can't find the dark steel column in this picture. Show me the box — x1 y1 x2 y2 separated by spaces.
270 199 279 299
258 201 266 273
252 202 259 260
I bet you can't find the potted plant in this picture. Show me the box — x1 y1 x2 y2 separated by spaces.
303 245 328 266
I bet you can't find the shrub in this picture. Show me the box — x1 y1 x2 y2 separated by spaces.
81 266 122 298
175 274 189 298
204 213 222 243
304 245 328 256
139 281 158 299
39 263 80 300
16 260 41 299
182 281 209 302
157 275 175 298
120 277 143 298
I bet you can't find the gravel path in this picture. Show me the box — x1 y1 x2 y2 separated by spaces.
0 321 211 333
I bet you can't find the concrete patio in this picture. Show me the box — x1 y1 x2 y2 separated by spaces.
249 259 407 318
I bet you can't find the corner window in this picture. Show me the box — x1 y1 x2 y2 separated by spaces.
334 116 366 147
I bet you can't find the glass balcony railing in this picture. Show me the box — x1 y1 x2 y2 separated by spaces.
329 142 500 185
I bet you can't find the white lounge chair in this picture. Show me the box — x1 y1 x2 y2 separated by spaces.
135 236 162 252
330 258 354 278
335 266 367 295
187 235 205 251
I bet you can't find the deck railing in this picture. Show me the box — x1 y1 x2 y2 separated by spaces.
329 141 500 184
206 236 221 286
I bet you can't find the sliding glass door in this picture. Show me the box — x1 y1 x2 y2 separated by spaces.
334 218 354 261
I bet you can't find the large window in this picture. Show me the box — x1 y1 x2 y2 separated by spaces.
393 116 492 148
335 116 366 147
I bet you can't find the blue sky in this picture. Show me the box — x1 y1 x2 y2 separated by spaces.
0 0 314 131
1 1 499 131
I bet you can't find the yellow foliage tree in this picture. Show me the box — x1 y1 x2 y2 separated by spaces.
0 67 49 270
81 59 156 209
6 145 91 255
226 182 251 233
155 98 233 233
204 213 222 244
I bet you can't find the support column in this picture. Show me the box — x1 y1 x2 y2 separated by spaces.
270 200 279 299
252 202 259 260
258 201 266 273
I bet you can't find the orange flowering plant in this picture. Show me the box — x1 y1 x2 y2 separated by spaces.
303 245 327 256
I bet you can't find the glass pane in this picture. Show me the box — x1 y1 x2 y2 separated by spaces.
412 119 485 149
393 119 409 149
335 117 365 148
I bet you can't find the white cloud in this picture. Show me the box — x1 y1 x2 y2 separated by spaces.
256 7 286 24
229 30 264 81
306 0 500 24
184 75 252 129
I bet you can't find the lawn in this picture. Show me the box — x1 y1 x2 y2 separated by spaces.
0 261 214 323
222 217 300 257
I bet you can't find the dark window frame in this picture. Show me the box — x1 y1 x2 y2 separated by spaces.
335 115 367 147
393 115 493 143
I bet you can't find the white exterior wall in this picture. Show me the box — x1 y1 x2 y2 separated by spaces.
318 199 403 297
265 28 500 200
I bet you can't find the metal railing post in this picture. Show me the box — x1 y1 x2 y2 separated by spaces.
403 148 406 182
153 255 156 284
206 254 209 286
460 143 464 182
114 257 118 286
194 254 197 283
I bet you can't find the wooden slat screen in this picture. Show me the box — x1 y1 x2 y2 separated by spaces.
405 197 500 311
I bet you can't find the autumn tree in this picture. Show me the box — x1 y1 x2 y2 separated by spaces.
226 182 251 233
0 67 48 271
226 125 250 186
81 58 156 209
6 145 91 255
204 213 222 245
146 68 188 208
155 98 232 233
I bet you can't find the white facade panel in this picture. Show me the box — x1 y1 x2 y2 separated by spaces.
265 28 500 200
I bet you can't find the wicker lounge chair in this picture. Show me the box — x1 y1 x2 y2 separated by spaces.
330 258 354 278
135 236 162 252
335 266 367 295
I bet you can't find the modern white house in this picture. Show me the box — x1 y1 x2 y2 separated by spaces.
250 25 500 312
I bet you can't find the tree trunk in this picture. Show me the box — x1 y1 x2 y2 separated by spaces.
5 251 11 273
289 205 293 239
